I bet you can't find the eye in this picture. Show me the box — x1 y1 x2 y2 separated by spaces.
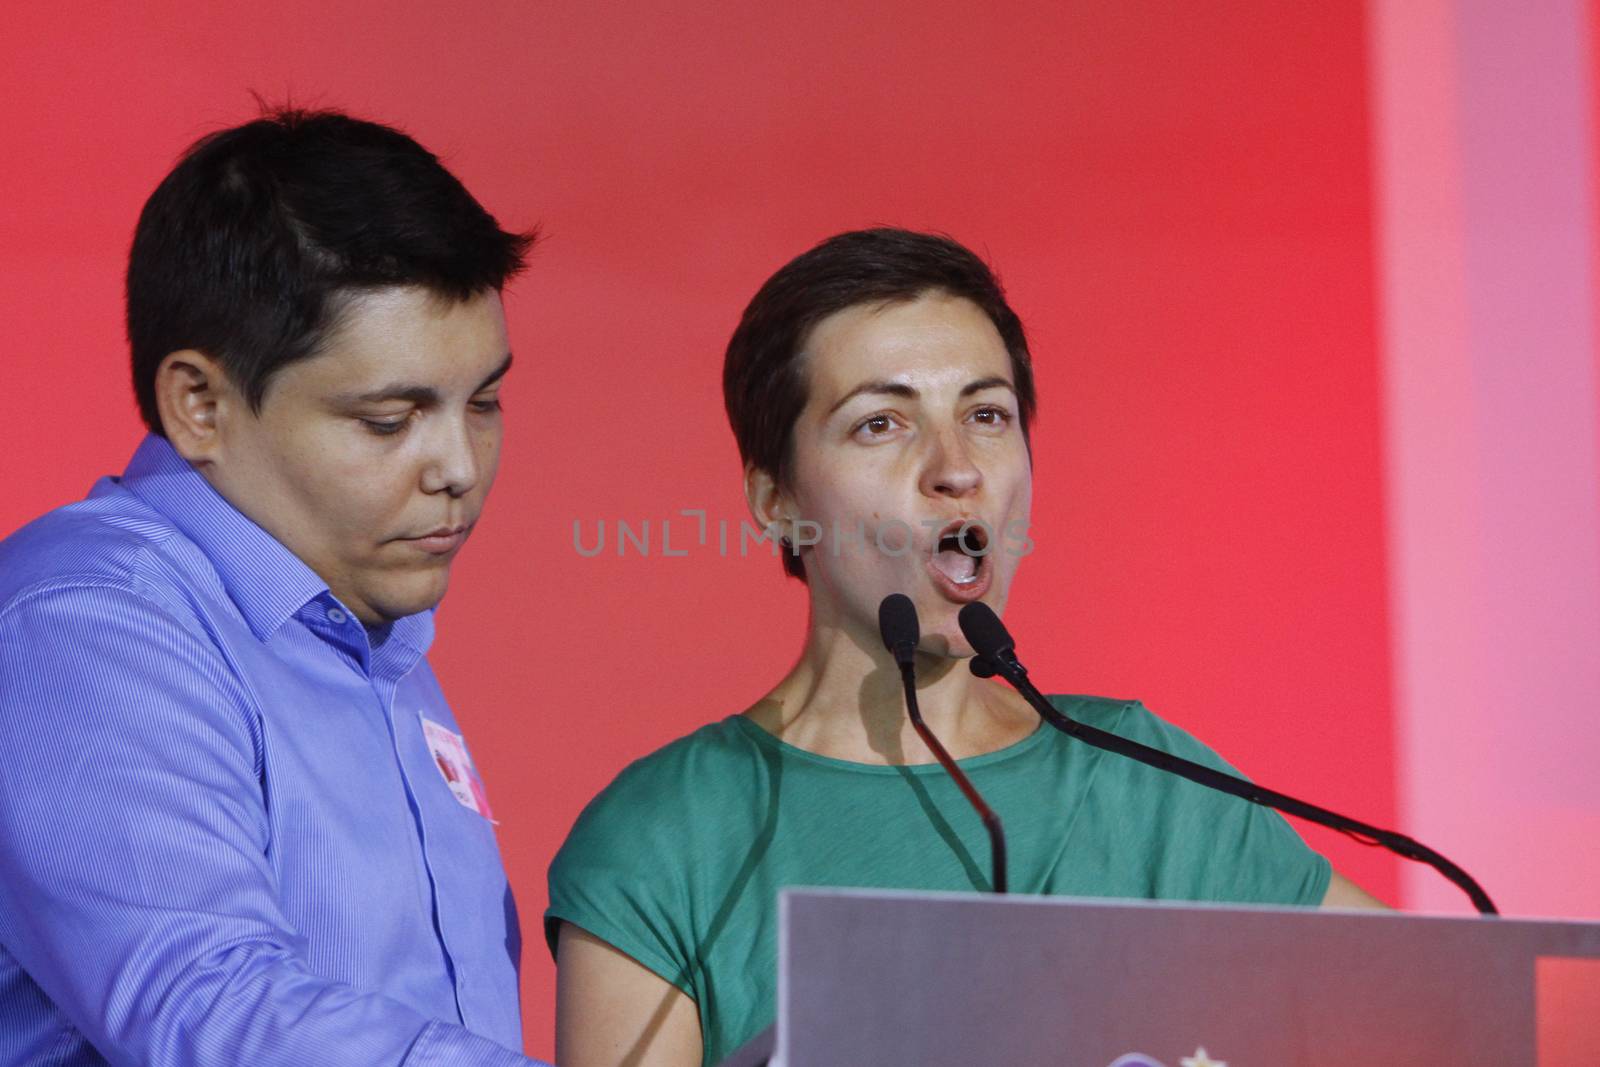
469 395 503 415
968 405 1014 429
359 415 411 436
851 412 902 440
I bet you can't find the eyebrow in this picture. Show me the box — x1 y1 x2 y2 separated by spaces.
333 352 514 407
825 374 1016 417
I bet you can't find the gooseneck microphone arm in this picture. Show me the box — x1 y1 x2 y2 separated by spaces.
958 602 1497 916
879 595 1008 894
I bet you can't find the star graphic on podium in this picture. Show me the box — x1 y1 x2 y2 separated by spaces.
1180 1049 1227 1067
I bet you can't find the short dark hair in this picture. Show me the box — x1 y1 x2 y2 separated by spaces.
722 228 1037 579
127 107 535 435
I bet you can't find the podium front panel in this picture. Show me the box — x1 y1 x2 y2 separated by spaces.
775 889 1600 1067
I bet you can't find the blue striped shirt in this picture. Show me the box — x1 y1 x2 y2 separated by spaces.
0 435 546 1066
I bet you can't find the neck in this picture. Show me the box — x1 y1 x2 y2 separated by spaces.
746 606 1034 764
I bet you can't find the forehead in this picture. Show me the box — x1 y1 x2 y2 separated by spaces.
801 291 1012 402
280 286 510 395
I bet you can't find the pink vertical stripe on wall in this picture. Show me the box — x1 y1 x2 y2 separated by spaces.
1370 0 1600 917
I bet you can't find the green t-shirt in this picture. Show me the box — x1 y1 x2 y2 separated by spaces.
546 696 1330 1065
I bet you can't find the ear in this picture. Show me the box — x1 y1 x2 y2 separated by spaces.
153 349 236 465
743 463 793 540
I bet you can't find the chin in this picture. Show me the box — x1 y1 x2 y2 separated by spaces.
935 634 979 661
367 580 450 622
903 617 972 660
917 591 1004 658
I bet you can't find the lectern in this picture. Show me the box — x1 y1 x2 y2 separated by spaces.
718 888 1600 1067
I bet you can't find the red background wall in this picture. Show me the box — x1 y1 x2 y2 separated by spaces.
1 4 1396 1057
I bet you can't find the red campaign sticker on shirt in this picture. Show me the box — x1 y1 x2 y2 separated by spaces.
1537 956 1600 1066
420 716 496 823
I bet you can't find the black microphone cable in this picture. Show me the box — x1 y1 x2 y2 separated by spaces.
958 601 1498 915
879 593 1008 894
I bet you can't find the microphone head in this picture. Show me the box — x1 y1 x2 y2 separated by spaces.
877 593 920 665
957 601 1015 662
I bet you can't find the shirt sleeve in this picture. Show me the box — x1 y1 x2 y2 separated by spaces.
0 583 546 1067
1097 700 1333 906
545 765 699 998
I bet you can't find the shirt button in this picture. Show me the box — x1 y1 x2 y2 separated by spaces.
326 607 348 624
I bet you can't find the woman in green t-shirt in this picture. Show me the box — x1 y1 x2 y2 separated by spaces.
548 229 1382 1067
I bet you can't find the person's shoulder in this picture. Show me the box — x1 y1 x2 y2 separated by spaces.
0 489 263 765
550 716 773 878
0 487 196 619
1045 693 1138 728
565 717 763 829
545 717 764 959
1042 694 1239 773
1044 695 1329 904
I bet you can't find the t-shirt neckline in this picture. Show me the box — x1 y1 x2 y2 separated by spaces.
727 710 1051 776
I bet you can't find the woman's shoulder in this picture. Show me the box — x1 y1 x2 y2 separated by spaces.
552 717 766 852
1036 693 1330 904
1042 694 1239 772
544 715 775 969
611 715 757 779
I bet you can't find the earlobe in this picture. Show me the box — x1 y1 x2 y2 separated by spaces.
154 350 229 463
743 464 793 538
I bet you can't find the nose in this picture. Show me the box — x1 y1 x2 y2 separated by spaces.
919 426 982 498
420 416 481 498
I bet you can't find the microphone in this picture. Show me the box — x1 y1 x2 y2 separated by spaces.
878 594 1008 893
958 602 1498 916
878 592 919 669
955 600 1019 680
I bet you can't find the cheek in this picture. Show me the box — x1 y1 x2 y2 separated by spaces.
291 438 416 541
984 441 1033 515
994 476 1034 572
1010 478 1033 524
792 487 919 579
476 424 503 490
792 473 906 551
798 482 884 525
791 443 899 523
314 470 401 542
280 434 363 509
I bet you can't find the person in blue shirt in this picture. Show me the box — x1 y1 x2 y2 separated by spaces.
0 109 551 1066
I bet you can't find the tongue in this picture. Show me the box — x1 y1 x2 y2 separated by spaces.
932 547 977 583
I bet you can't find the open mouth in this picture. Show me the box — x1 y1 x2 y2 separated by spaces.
930 520 989 587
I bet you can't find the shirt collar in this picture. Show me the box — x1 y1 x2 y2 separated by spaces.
117 434 433 653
